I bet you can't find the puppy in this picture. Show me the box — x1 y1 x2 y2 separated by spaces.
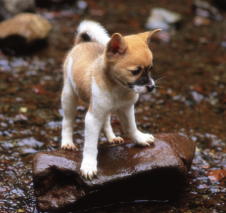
61 20 160 179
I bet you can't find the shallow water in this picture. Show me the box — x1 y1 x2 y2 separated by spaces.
0 0 226 212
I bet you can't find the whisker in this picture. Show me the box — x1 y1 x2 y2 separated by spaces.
155 77 165 82
154 85 165 89
154 72 170 82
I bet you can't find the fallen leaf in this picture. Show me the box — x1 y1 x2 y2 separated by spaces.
208 169 226 182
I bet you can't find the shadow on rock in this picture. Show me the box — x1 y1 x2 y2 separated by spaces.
0 35 48 55
33 133 196 212
0 13 52 55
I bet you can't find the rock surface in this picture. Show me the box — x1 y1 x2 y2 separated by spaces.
0 0 35 19
146 8 182 31
213 0 226 10
192 0 223 21
145 8 182 42
0 13 52 54
35 0 74 8
33 133 196 212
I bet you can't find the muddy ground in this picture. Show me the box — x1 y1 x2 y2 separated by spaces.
0 0 225 212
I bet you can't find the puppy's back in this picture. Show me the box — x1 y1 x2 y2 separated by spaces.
64 42 104 103
63 20 109 103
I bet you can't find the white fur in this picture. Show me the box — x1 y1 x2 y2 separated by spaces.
80 78 154 178
133 78 156 94
104 114 117 141
117 105 154 146
133 85 147 93
80 111 103 179
80 78 109 178
62 21 155 179
61 57 78 150
61 78 77 150
151 78 155 87
77 20 110 46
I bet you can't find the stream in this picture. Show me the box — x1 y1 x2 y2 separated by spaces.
0 0 225 212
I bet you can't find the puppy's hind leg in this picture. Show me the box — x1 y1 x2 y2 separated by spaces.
61 79 78 150
104 114 124 144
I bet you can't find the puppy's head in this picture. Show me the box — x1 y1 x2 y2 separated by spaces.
105 29 161 94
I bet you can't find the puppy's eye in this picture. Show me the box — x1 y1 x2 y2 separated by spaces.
130 67 142 75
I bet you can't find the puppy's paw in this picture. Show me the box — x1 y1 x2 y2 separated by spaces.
109 136 124 144
80 159 97 180
61 142 78 151
133 131 155 146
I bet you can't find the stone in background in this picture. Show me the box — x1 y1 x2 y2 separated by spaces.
0 0 35 20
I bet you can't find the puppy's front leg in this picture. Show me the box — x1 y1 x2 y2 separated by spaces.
81 110 106 179
104 114 124 144
118 105 154 146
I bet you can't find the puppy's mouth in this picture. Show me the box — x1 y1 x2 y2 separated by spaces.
114 76 156 94
128 84 155 94
128 79 156 94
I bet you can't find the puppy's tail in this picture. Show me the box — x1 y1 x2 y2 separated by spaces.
75 20 110 46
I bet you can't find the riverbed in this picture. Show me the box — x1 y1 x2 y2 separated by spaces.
0 0 225 212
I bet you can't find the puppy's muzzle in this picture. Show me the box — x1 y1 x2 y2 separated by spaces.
128 78 156 94
146 84 155 92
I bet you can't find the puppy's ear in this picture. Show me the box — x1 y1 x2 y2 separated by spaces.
146 29 161 48
139 29 161 48
106 33 127 57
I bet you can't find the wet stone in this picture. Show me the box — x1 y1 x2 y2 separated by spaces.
35 0 75 8
145 8 182 31
18 137 44 148
45 121 62 129
0 13 52 54
20 147 39 155
33 133 196 212
214 0 226 10
192 0 223 21
0 0 35 20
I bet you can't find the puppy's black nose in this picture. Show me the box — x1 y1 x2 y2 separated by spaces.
146 85 155 92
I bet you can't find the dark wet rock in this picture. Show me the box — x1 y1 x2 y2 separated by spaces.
213 0 226 10
77 0 88 12
33 133 196 212
221 41 226 48
192 133 225 152
17 137 44 156
192 0 223 21
20 147 39 155
190 91 205 104
11 188 25 198
0 0 35 20
145 8 182 42
145 8 182 31
18 137 44 148
45 121 61 129
0 13 52 54
35 0 75 8
1 141 14 149
193 16 211 26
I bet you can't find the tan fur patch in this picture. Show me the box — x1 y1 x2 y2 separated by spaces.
63 31 155 105
66 42 104 103
104 33 153 87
